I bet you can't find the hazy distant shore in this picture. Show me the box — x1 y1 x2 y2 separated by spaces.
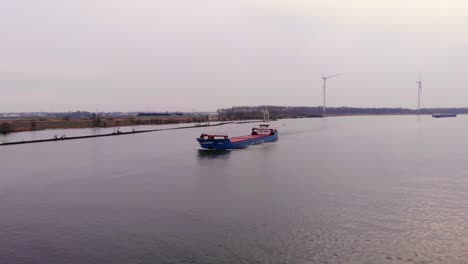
1 105 467 134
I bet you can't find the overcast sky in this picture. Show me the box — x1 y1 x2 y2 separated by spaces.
2 0 468 112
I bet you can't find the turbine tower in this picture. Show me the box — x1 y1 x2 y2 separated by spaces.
416 73 423 113
321 72 342 115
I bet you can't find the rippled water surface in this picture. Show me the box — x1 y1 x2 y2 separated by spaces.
1 116 467 264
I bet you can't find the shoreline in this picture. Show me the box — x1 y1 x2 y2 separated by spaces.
0 122 235 146
0 113 463 139
0 116 222 134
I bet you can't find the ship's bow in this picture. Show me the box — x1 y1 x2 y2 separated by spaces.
197 138 233 150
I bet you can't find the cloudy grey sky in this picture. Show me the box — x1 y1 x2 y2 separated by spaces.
2 0 468 112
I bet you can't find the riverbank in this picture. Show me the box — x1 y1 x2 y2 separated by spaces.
0 121 235 146
0 116 222 134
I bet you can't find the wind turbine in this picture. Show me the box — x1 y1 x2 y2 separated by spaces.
416 73 423 113
321 72 342 115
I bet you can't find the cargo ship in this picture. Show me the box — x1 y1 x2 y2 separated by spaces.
432 113 457 118
197 123 278 150
196 108 278 150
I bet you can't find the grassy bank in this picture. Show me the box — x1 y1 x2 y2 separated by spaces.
0 116 222 134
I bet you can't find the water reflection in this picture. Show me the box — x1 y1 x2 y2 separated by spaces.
321 117 327 129
197 149 232 160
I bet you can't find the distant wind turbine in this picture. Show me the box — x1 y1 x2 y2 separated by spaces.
416 73 423 113
321 72 342 115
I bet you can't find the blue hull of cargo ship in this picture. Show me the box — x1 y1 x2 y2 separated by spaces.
197 131 278 150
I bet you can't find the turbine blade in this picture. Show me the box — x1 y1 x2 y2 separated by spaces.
327 73 343 79
321 72 324 78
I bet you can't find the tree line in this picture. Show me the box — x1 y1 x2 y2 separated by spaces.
217 106 468 120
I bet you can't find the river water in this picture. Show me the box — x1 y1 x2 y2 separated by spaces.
0 123 197 144
0 116 467 264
